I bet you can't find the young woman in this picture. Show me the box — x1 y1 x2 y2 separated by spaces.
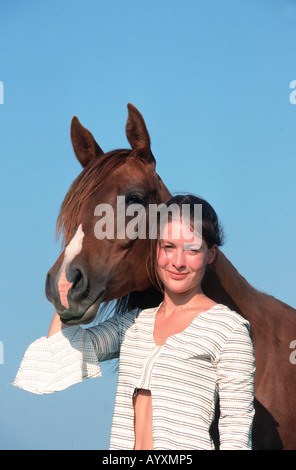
14 195 255 450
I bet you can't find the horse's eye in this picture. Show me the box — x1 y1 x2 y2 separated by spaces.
126 194 143 205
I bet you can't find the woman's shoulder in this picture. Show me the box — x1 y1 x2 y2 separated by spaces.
119 304 159 324
134 304 160 322
203 303 251 331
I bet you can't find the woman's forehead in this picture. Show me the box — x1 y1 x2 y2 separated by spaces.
159 219 202 245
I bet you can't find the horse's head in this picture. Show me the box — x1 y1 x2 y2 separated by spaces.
45 104 171 324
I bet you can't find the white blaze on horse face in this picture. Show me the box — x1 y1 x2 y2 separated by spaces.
57 224 84 310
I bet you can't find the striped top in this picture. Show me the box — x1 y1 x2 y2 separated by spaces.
13 303 255 450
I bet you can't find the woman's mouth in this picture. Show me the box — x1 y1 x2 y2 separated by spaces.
167 270 188 280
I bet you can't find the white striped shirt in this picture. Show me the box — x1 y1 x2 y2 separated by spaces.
13 304 255 450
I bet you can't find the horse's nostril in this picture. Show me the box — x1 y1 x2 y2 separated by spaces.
72 269 83 289
45 271 54 302
67 266 89 302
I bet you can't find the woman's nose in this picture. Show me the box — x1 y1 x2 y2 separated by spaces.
172 249 186 269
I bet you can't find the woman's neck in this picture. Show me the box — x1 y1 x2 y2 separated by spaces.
162 288 207 313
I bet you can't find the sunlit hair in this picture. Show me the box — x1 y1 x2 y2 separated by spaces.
146 194 224 292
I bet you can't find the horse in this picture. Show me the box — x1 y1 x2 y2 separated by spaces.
45 103 296 450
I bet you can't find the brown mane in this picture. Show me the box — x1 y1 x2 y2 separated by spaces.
56 149 132 248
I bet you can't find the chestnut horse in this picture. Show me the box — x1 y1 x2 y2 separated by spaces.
45 104 296 450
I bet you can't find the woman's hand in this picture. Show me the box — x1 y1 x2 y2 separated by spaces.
47 312 66 337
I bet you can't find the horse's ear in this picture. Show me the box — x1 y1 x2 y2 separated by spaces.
126 103 155 166
70 116 104 168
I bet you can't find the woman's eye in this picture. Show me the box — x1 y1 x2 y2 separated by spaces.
163 244 173 251
187 249 200 254
184 244 200 254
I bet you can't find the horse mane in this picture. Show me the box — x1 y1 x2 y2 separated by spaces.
56 149 132 248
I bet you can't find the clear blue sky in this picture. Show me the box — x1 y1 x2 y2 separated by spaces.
1 0 296 450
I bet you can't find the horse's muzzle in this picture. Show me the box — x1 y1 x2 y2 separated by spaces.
45 264 106 324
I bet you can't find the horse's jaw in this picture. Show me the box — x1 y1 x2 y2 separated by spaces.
57 289 106 325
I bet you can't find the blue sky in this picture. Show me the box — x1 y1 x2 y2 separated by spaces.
1 0 296 449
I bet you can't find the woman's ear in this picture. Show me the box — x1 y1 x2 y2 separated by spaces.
207 244 218 265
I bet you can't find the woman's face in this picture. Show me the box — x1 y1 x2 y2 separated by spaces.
156 218 217 296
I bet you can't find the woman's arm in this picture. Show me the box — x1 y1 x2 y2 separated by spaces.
216 321 255 449
14 311 126 394
48 312 69 337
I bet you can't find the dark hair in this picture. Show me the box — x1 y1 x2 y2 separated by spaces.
166 194 224 248
146 194 224 291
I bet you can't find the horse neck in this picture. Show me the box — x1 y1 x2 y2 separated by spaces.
215 251 259 309
206 250 296 326
201 249 263 326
